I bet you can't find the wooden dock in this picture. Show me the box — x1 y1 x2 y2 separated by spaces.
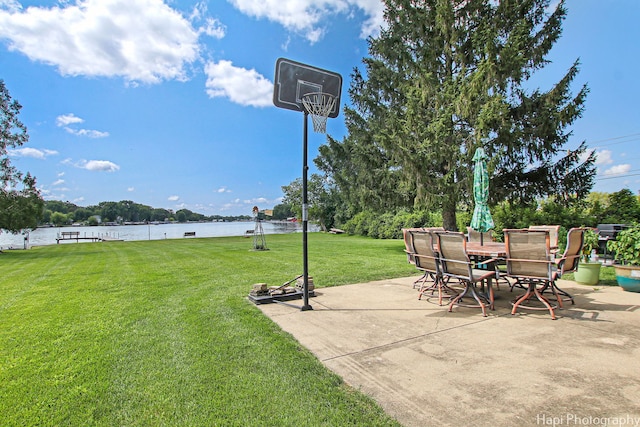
56 231 122 244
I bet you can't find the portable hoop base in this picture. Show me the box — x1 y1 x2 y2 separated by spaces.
248 289 316 305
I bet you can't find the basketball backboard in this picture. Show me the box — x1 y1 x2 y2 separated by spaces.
273 58 342 118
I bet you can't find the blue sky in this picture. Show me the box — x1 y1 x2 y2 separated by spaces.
0 0 638 216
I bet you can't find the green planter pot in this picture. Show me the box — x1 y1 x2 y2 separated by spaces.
574 262 601 286
614 265 640 292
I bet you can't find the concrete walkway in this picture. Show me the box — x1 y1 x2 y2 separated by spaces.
258 277 640 427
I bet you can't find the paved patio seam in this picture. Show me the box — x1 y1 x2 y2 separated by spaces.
320 313 509 362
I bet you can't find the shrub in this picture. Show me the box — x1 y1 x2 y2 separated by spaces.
607 224 640 266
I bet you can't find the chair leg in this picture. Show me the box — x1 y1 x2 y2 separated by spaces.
554 283 574 305
509 278 527 292
418 275 458 305
448 281 488 317
511 281 557 320
486 280 495 311
540 281 574 305
413 271 429 289
496 274 511 290
478 279 496 310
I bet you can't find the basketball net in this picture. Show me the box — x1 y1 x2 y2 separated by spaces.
301 92 336 134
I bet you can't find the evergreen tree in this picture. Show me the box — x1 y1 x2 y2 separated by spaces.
317 0 595 230
0 80 43 234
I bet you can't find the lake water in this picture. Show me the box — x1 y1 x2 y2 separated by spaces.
0 221 318 249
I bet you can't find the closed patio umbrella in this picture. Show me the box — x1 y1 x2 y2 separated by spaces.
470 147 494 245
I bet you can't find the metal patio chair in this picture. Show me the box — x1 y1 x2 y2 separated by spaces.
411 230 457 305
403 228 425 288
504 229 561 319
540 227 586 305
436 231 498 317
466 227 493 244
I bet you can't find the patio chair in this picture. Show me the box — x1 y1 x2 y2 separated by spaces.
403 228 424 288
436 231 498 317
507 225 560 292
504 229 561 319
466 227 493 243
528 225 561 251
403 228 421 263
411 230 456 305
540 227 586 305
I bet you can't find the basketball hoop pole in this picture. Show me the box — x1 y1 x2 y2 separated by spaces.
301 111 312 311
272 58 342 312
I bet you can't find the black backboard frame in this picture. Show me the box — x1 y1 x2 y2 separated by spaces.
273 58 342 118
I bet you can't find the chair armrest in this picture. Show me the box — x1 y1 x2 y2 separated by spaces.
508 257 554 264
476 257 501 266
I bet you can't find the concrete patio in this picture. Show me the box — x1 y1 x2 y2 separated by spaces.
258 277 640 427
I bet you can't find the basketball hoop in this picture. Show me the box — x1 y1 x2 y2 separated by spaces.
301 92 337 134
272 59 343 311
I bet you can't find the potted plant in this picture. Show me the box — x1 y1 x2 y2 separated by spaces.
573 228 601 286
607 224 640 292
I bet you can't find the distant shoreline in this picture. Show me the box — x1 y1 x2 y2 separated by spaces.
1 221 319 249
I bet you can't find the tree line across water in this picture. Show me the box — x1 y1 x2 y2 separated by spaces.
42 200 252 226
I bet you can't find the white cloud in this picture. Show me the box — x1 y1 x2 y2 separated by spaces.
52 179 65 186
243 197 268 204
352 0 385 38
281 35 291 51
200 17 226 38
221 202 240 211
190 2 226 38
603 164 631 176
204 60 272 107
8 147 58 159
595 149 613 166
62 157 119 171
228 0 384 42
0 0 21 13
56 113 84 127
218 195 281 212
168 195 180 201
0 0 202 84
64 128 110 138
56 113 109 138
216 186 231 193
127 187 135 192
82 160 120 172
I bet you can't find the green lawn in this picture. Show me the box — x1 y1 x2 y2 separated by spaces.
0 233 414 426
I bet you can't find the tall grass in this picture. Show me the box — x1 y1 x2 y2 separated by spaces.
1 233 413 426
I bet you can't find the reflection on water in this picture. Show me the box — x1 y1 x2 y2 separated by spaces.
0 221 320 249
